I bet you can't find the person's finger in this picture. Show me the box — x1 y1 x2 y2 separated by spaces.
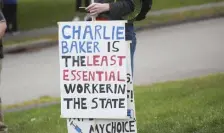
90 9 98 13
86 3 97 10
89 7 98 12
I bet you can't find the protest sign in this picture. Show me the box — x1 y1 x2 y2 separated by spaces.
58 21 128 119
66 41 138 133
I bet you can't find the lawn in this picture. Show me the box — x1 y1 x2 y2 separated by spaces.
4 73 224 133
16 0 224 30
17 0 76 30
134 6 224 28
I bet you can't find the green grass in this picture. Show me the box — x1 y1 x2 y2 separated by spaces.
151 0 224 10
4 73 224 133
2 96 60 110
134 6 224 27
17 0 76 30
5 5 224 46
16 0 224 30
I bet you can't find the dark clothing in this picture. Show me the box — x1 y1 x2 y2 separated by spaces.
0 11 4 21
0 43 3 59
2 4 17 32
125 24 136 75
95 0 136 74
76 0 90 11
95 0 135 23
3 0 17 4
0 10 5 59
76 0 81 11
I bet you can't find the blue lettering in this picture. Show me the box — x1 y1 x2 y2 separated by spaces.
94 42 100 52
72 26 81 39
79 41 86 53
95 25 102 40
61 41 69 54
117 26 125 40
62 25 71 39
70 41 78 53
112 26 115 40
83 25 93 40
86 41 92 53
103 26 110 40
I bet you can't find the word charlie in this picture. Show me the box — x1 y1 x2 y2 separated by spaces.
61 25 125 40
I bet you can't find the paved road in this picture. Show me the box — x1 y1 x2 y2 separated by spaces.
1 18 224 105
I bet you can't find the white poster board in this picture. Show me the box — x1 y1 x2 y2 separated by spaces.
66 41 138 133
58 21 128 119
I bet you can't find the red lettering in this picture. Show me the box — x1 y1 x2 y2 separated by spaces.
62 70 127 82
105 71 108 81
77 71 82 81
96 71 103 81
63 69 69 81
83 71 88 81
110 55 116 66
118 71 125 82
108 71 115 81
117 56 126 66
87 56 92 66
93 55 100 66
71 70 76 81
101 56 108 66
89 71 95 81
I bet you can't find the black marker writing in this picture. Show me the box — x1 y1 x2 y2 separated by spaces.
89 121 136 133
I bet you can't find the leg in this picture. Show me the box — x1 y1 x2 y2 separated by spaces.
0 59 8 133
2 5 10 33
11 4 18 32
130 32 136 76
7 5 15 32
125 24 137 76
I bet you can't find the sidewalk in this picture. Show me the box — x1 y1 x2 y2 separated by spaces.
3 1 224 52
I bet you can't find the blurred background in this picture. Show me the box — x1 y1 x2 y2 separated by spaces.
1 0 224 32
0 0 224 132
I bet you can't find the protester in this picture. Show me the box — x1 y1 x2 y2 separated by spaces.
85 0 138 74
0 8 7 133
85 0 153 74
2 0 18 34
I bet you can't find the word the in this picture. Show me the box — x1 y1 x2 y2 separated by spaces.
64 98 87 109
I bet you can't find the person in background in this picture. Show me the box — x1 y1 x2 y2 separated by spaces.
0 8 7 133
2 0 18 34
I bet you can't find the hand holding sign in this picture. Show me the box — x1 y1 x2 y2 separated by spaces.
86 3 110 16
